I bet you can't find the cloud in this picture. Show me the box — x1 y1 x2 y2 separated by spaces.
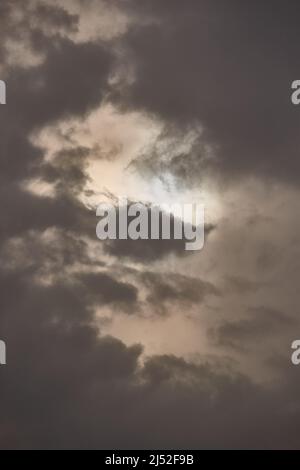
1 297 300 451
104 203 216 262
33 3 79 34
210 307 295 351
75 271 138 308
141 271 219 309
1 0 300 450
116 0 300 185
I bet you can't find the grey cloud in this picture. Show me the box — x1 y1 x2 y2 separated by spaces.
0 9 113 184
0 20 114 244
74 271 138 307
9 38 113 129
0 184 95 244
33 3 79 33
116 0 300 185
210 306 295 351
104 203 216 262
0 199 298 450
1 309 300 450
141 271 219 311
224 276 263 295
42 146 93 194
1 0 300 450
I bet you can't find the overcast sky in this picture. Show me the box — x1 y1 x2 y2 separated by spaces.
0 0 300 449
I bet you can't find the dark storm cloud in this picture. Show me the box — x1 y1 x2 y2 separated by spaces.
141 271 219 311
34 3 79 33
0 183 94 244
224 276 263 295
1 284 300 452
0 0 78 65
116 0 300 185
10 38 112 128
0 1 148 449
105 237 187 262
210 306 295 351
104 203 216 262
0 264 142 448
1 229 102 272
75 271 138 307
1 0 300 451
0 1 24 63
0 3 113 241
0 0 112 185
43 146 93 194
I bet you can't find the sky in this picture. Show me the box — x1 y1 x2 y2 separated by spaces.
0 0 300 449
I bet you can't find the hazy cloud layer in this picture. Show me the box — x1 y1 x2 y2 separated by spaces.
0 0 300 450
117 0 300 185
